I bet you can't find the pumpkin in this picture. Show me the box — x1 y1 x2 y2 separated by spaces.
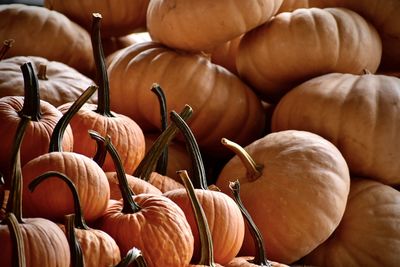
107 41 266 156
216 131 350 264
236 7 382 103
277 0 309 12
0 39 14 60
0 56 97 107
44 0 150 38
272 72 400 185
0 4 94 75
209 35 242 75
147 0 283 52
303 178 400 267
0 213 26 267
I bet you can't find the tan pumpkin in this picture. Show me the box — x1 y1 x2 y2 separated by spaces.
147 0 283 52
303 178 400 267
0 4 94 75
272 72 400 185
216 131 350 264
236 7 382 102
44 0 150 38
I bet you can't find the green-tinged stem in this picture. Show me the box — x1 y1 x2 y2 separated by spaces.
48 85 98 153
178 170 216 267
151 83 168 175
221 138 263 182
0 39 14 60
28 171 89 230
88 131 140 214
171 111 207 190
229 180 271 267
4 213 26 267
133 105 193 180
115 247 148 267
19 62 41 121
65 214 85 267
91 13 113 117
5 115 31 223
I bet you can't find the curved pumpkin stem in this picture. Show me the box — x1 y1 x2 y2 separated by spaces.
28 171 89 230
221 138 263 182
151 83 168 175
0 39 14 60
115 247 148 267
48 85 98 153
229 180 271 267
178 170 217 267
170 111 207 190
3 212 26 267
19 62 41 121
65 214 85 267
133 105 193 180
88 130 141 214
91 13 113 117
92 134 109 167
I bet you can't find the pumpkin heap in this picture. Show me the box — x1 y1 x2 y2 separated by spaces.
0 0 400 266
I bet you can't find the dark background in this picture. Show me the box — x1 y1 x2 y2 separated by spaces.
0 0 43 5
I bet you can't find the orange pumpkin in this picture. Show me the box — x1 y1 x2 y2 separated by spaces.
209 35 242 75
277 0 309 12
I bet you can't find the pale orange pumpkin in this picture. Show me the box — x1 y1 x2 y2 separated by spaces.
209 35 242 75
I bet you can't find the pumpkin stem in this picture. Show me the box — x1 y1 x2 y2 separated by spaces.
3 212 26 267
221 138 263 182
178 170 217 267
170 111 207 190
91 13 113 117
65 214 85 267
362 69 372 75
151 83 168 175
19 62 41 121
229 180 272 267
48 85 98 153
37 64 48 80
92 134 109 168
115 247 148 267
133 105 193 181
0 39 14 60
28 171 89 230
5 115 31 223
88 130 141 214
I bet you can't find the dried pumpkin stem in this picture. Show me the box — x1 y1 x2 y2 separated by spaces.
91 13 113 117
221 138 263 182
37 64 48 80
49 85 98 153
20 62 41 121
88 131 141 214
171 111 207 190
65 214 85 267
0 39 14 60
229 180 271 267
28 171 89 230
3 212 26 267
115 247 148 267
133 105 193 180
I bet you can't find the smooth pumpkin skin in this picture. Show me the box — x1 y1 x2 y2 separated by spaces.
236 7 382 103
22 152 110 223
210 35 242 75
108 41 266 156
103 32 152 61
277 0 309 12
0 217 70 267
0 56 97 107
272 73 400 185
0 4 94 76
216 130 350 264
44 0 149 38
226 257 289 267
303 178 400 267
147 0 283 52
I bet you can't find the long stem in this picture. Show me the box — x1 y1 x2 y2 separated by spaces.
221 138 263 182
133 105 193 181
0 39 14 60
3 212 26 267
28 171 89 230
115 247 148 267
229 180 271 266
171 111 207 190
92 135 109 167
91 13 113 117
65 214 85 267
88 131 141 214
178 170 216 267
19 62 41 121
48 85 98 153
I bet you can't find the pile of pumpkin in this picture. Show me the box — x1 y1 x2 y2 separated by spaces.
0 0 400 266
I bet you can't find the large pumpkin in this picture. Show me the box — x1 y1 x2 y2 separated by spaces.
272 72 400 185
236 7 382 102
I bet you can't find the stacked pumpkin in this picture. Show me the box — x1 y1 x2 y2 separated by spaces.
0 0 400 266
